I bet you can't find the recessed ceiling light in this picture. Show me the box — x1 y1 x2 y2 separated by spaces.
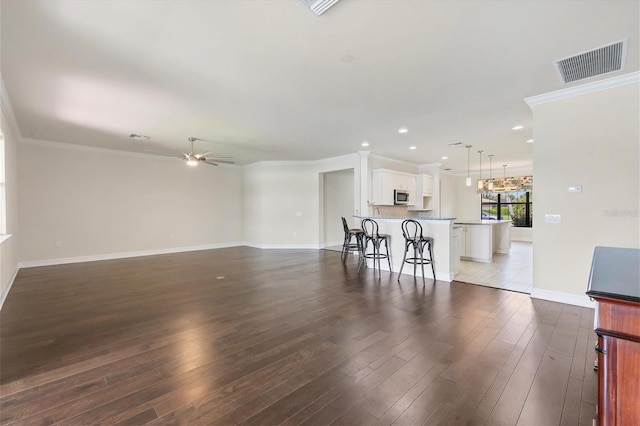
409 146 417 150
361 141 370 147
398 127 408 134
441 156 448 160
512 125 524 130
526 139 534 143
129 133 150 140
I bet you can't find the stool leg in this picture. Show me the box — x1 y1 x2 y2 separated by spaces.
374 239 381 274
429 241 436 281
412 242 418 277
398 240 408 280
385 237 392 272
419 241 426 284
341 233 349 263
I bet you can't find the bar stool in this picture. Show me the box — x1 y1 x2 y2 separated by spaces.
360 218 392 274
341 217 364 264
398 219 435 282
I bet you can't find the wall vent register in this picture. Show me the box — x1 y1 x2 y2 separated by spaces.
554 39 627 84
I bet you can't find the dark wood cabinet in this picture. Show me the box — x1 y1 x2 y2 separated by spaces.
587 247 640 426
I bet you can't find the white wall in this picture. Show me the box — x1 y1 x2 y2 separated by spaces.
18 140 244 263
531 79 639 302
0 105 20 307
439 173 457 219
243 154 360 248
323 169 354 246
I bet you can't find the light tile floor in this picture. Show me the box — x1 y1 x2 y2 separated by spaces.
454 241 533 294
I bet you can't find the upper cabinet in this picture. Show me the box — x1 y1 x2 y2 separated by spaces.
371 169 417 206
422 174 434 196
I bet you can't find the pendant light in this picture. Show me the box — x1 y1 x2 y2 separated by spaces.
488 154 494 190
502 164 507 190
477 150 484 190
465 145 472 186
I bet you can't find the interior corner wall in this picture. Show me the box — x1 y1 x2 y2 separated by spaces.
242 162 319 248
323 169 355 246
439 173 457 219
18 141 244 263
532 82 640 299
1 108 19 307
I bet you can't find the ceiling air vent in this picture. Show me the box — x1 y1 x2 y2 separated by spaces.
299 0 341 16
554 39 627 84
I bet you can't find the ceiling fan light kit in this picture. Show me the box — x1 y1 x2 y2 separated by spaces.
180 137 234 167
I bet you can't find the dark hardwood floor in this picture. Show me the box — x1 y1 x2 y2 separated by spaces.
0 247 597 425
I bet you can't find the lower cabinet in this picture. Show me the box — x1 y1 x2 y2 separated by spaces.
452 226 462 273
593 298 640 426
459 224 492 263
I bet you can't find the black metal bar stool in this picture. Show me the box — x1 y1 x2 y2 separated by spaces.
398 219 435 282
360 218 392 274
341 217 364 264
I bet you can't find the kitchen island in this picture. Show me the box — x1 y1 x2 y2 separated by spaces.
354 216 457 281
454 220 511 263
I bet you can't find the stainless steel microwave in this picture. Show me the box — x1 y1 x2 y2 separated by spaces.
394 190 409 205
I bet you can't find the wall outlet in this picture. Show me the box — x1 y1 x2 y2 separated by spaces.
293 231 297 237
55 241 62 248
544 214 561 224
295 211 303 217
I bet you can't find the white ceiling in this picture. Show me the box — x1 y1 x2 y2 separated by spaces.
2 0 638 172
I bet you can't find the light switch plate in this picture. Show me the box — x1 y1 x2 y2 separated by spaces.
568 185 582 193
545 214 561 223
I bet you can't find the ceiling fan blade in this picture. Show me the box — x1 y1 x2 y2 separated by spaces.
194 151 211 158
204 156 233 159
203 158 234 164
204 161 220 166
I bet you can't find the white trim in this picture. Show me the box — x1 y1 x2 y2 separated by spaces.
18 242 244 268
525 71 640 107
0 234 12 244
20 137 238 167
243 152 359 169
243 242 320 250
321 240 343 249
369 153 420 170
530 288 596 309
0 267 19 311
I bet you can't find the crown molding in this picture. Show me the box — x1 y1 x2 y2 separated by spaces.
525 71 640 107
0 75 23 142
20 137 239 167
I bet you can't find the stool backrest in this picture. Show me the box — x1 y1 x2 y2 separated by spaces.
361 218 381 238
341 217 350 233
401 219 423 241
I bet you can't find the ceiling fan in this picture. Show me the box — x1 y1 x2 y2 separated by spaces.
180 137 234 166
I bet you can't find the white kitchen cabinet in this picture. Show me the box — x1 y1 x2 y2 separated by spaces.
452 225 463 273
422 174 434 196
371 169 396 205
371 169 416 206
459 224 493 263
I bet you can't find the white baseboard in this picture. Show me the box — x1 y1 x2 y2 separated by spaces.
322 240 343 248
530 288 595 309
243 242 320 249
18 242 244 269
511 237 533 243
0 267 19 311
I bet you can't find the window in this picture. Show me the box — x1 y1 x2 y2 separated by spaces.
481 190 533 227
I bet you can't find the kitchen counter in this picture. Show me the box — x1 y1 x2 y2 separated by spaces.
352 216 457 281
454 220 511 225
454 220 511 263
355 215 456 221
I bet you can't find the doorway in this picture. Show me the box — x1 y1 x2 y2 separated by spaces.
320 169 355 252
